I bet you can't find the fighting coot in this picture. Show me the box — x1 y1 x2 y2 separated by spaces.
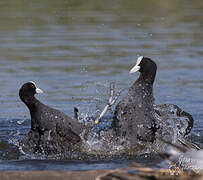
19 81 83 155
112 56 193 146
112 57 158 145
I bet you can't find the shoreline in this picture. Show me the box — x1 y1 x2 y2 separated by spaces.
0 170 108 180
0 168 202 180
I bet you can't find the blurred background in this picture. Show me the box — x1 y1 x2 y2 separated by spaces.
0 0 202 170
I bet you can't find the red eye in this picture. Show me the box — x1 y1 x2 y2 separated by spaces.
30 84 35 88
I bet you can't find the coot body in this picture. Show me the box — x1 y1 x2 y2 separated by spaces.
112 57 157 145
19 81 83 155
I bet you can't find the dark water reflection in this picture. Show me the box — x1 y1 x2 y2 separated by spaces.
0 0 203 171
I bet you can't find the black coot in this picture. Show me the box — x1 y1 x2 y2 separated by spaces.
19 81 83 154
112 57 193 146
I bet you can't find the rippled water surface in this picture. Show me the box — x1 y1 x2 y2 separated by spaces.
0 0 203 171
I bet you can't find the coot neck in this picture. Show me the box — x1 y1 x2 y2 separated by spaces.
21 95 40 111
130 70 156 96
137 69 156 85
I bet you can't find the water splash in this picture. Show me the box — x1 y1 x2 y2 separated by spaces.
0 88 195 161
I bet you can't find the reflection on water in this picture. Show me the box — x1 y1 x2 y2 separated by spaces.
0 0 203 171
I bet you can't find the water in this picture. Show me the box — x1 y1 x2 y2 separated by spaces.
0 0 203 171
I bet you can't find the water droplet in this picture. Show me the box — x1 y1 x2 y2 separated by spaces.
17 119 24 125
137 124 143 128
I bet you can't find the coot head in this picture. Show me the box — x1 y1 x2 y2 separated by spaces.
130 56 157 84
19 81 43 103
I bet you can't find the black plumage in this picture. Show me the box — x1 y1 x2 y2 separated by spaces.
19 81 83 154
112 56 193 146
112 57 157 144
